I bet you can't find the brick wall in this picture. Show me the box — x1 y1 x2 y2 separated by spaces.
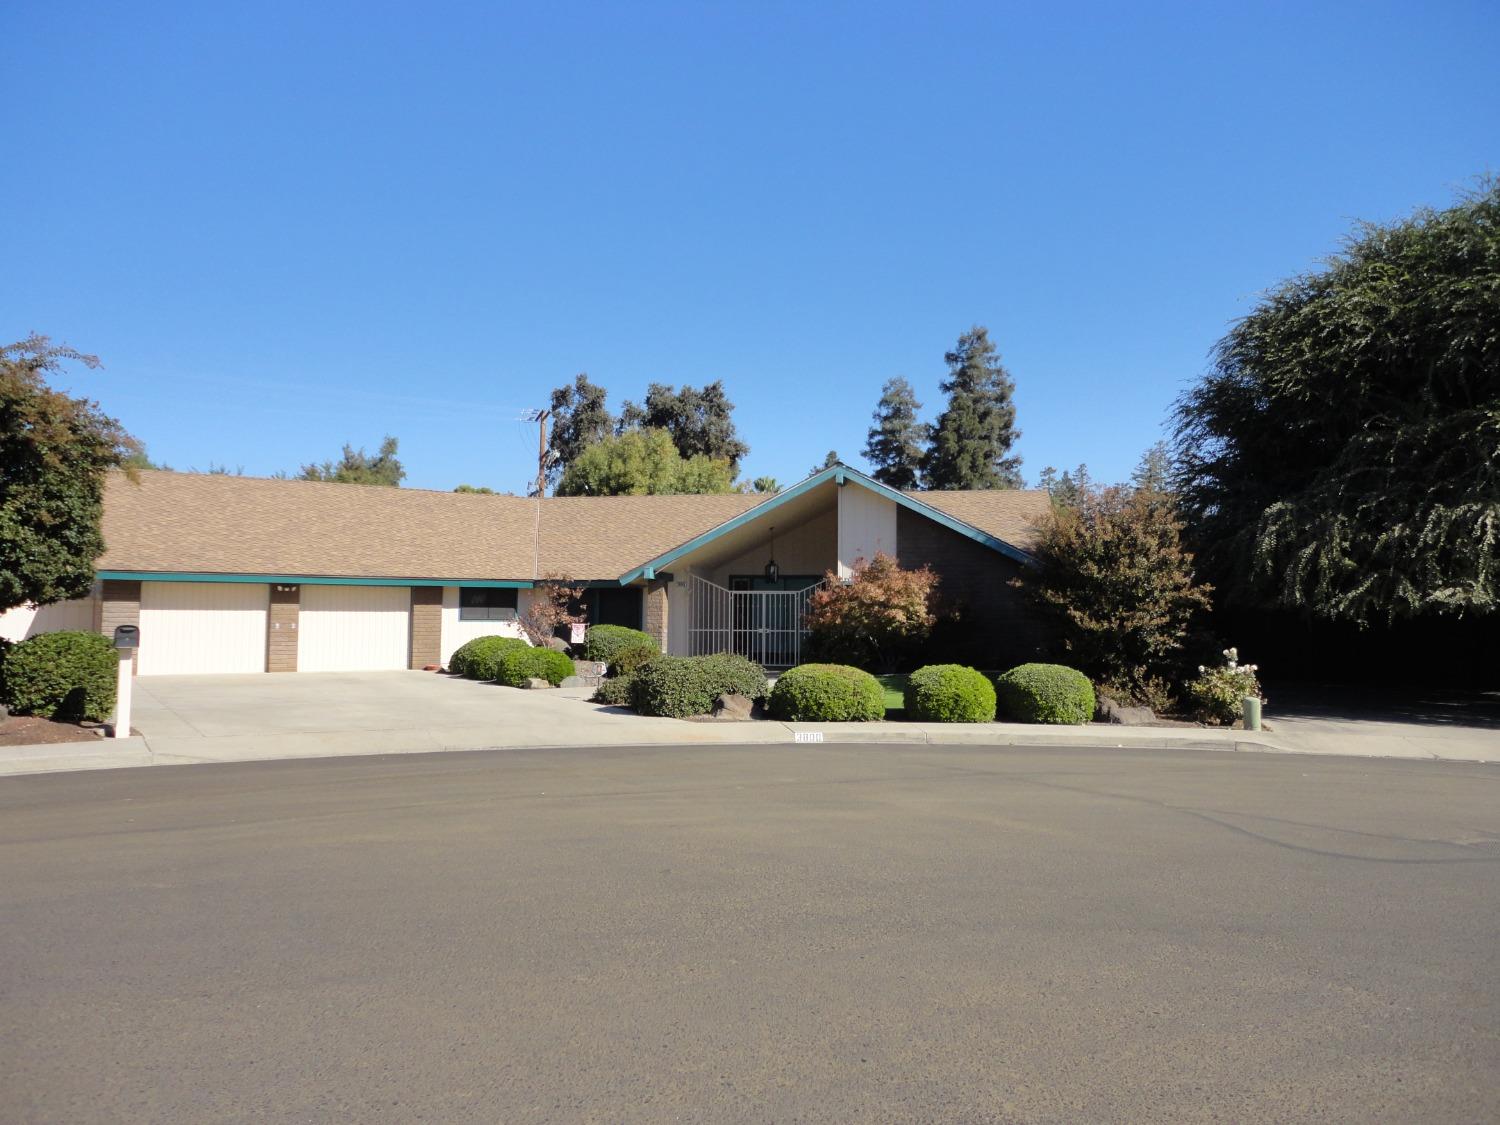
409 586 442 669
267 584 300 672
643 581 669 651
895 507 1049 669
99 579 141 673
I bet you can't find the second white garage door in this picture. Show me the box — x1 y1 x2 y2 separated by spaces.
299 585 411 672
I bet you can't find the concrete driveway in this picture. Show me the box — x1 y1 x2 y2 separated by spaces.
3 744 1497 1122
133 670 670 761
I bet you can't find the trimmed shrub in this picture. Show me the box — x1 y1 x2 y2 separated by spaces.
696 652 769 701
609 642 659 677
994 663 1095 724
449 635 529 679
1 630 117 722
768 664 885 722
495 645 576 687
630 653 768 718
583 624 658 667
591 674 636 707
907 664 996 723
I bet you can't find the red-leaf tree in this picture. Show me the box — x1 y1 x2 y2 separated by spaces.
802 553 939 672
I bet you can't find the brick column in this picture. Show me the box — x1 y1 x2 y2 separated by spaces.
267 584 300 672
100 579 141 673
409 586 443 669
643 580 669 653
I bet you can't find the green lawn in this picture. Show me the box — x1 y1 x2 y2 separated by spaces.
875 674 909 713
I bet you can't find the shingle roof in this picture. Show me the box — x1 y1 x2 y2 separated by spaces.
905 489 1051 551
98 470 1048 581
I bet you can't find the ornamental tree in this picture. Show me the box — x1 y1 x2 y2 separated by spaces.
803 553 939 672
1019 468 1213 701
1 336 136 613
1173 181 1500 624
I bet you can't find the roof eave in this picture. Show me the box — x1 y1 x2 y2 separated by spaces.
615 464 1035 584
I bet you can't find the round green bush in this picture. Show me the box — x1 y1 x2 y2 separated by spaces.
608 642 659 677
629 652 768 718
906 664 996 723
591 674 636 707
582 625 658 667
449 635 529 679
768 664 885 722
994 663 1096 724
495 646 576 687
1 630 117 722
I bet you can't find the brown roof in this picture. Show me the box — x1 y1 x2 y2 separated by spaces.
99 471 762 581
906 489 1050 551
98 470 1047 581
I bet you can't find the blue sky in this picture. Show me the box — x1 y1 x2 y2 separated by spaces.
4 1 1496 492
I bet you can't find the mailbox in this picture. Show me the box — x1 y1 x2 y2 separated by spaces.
113 624 140 650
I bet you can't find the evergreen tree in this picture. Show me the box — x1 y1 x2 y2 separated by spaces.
1131 441 1172 494
922 326 1023 490
862 377 929 489
750 476 780 494
300 435 404 486
556 428 735 496
812 450 840 474
547 374 614 488
1174 181 1500 623
617 380 748 473
1 335 136 611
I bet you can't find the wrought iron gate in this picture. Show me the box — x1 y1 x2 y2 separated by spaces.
687 575 820 668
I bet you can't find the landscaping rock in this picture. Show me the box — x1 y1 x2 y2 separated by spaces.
712 693 756 720
522 677 554 690
1097 697 1156 725
544 637 570 654
559 675 584 688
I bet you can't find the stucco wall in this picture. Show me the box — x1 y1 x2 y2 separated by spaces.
837 486 897 577
0 593 98 643
440 585 527 665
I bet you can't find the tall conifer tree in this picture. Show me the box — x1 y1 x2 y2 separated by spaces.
922 326 1023 489
863 377 929 489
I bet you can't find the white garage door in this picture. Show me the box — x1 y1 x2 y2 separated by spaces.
299 585 411 672
138 582 269 676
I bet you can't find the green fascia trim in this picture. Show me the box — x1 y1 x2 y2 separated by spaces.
614 464 1032 583
97 571 534 588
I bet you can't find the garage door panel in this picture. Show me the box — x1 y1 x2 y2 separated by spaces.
299 585 410 672
139 582 269 675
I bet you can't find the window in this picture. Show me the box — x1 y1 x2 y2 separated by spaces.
459 587 518 621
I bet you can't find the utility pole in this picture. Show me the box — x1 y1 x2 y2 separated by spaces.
524 409 551 497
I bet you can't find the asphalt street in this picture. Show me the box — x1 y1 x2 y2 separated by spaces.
3 744 1497 1123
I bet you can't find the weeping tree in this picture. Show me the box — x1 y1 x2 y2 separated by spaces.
1174 181 1500 626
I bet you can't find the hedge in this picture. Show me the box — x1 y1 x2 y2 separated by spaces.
767 664 885 722
449 635 529 679
583 625 658 668
591 674 636 707
610 642 659 677
495 646 576 687
906 664 996 723
994 663 1095 724
629 652 768 718
0 630 117 722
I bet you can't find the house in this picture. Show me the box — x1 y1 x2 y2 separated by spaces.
0 463 1053 675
